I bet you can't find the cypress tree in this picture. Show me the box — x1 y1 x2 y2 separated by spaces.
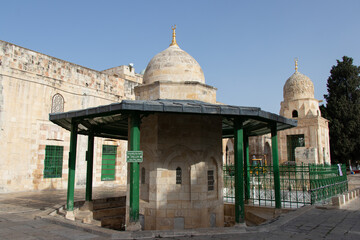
321 56 360 165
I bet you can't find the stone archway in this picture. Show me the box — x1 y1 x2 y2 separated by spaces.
224 139 234 166
264 142 272 166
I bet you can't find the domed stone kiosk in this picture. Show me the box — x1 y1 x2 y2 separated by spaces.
133 26 223 230
279 60 331 164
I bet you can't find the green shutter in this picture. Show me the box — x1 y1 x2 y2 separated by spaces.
101 145 117 181
44 145 63 178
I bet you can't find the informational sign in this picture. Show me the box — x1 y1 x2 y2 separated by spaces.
126 151 143 163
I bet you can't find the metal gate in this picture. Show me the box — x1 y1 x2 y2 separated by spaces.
223 163 347 208
286 134 305 162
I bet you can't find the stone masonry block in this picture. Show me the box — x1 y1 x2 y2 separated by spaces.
166 209 175 218
156 209 166 218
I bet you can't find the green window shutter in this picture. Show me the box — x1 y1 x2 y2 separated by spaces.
44 145 64 178
101 145 117 181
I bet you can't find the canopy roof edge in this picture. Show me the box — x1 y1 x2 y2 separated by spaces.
49 99 297 139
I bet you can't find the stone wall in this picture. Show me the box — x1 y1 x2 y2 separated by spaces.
0 40 139 192
280 98 321 119
127 113 224 230
278 116 331 164
135 81 217 104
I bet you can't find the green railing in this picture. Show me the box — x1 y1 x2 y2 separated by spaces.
223 163 347 208
308 164 348 204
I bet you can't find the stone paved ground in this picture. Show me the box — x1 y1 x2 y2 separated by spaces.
348 172 360 190
0 187 125 240
0 184 359 240
0 213 107 240
276 200 360 240
159 198 360 240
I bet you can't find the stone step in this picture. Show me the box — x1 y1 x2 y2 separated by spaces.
92 197 126 210
74 210 102 227
93 206 126 220
93 201 126 210
101 215 125 231
245 210 267 225
57 206 66 217
93 196 126 204
224 215 235 227
86 218 102 227
75 210 93 222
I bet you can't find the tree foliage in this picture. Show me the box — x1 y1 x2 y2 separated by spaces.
321 56 360 165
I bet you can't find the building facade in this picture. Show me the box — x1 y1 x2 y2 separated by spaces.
278 61 331 164
0 40 142 193
223 61 331 166
0 36 330 199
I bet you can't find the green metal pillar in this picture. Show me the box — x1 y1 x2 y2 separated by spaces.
129 113 140 222
234 118 245 223
85 132 94 202
271 123 281 209
244 132 250 202
67 121 78 211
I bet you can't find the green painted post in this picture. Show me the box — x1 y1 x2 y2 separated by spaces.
271 123 281 209
85 132 94 202
244 133 250 202
234 118 245 223
129 113 140 222
67 121 78 211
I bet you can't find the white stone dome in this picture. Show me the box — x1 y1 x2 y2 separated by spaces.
143 44 205 85
283 71 314 101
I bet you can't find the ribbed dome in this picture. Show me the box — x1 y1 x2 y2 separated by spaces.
283 71 314 101
143 45 205 84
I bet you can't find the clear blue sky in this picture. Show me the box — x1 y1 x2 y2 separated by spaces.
1 0 359 113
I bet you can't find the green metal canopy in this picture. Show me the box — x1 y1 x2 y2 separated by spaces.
49 99 297 138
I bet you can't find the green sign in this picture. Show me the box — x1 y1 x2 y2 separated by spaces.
126 151 143 163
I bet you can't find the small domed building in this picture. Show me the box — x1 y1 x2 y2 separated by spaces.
278 60 331 164
132 27 222 230
223 60 331 166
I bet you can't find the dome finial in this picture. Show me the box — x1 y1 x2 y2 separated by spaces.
170 25 178 47
294 57 298 72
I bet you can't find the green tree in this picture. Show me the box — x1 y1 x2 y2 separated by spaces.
321 56 360 165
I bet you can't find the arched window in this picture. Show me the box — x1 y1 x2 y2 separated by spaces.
141 167 145 184
51 93 64 113
176 167 182 184
292 110 298 118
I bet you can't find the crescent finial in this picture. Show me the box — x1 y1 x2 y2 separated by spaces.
170 25 178 47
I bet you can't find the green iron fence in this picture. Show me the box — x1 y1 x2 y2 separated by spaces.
223 163 347 208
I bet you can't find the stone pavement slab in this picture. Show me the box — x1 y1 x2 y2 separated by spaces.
0 215 107 240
